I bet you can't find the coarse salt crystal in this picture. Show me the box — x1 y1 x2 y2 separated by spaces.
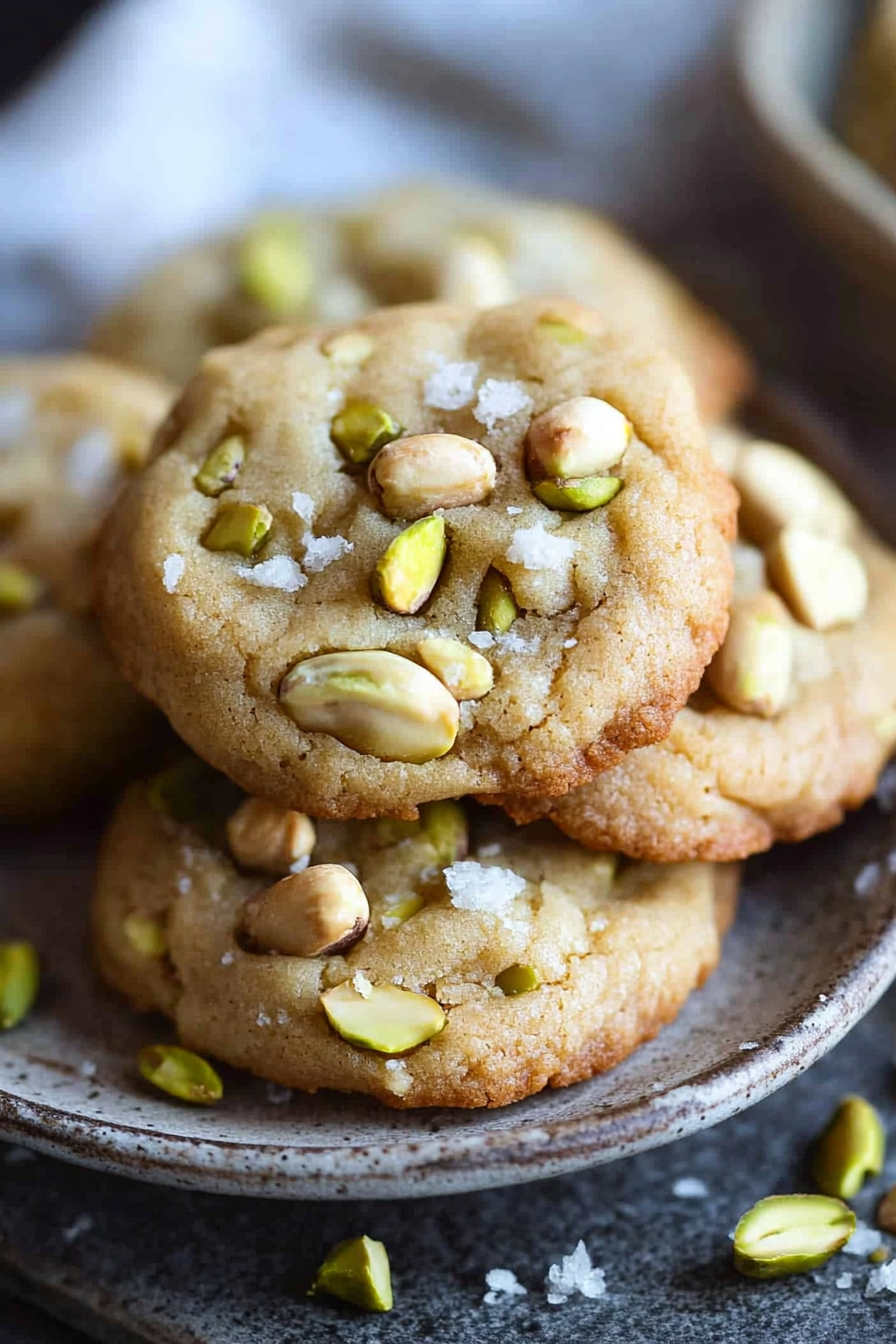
444 861 527 928
854 862 880 897
835 1272 853 1289
496 631 540 655
302 531 353 572
256 1010 272 1028
843 1221 882 1257
352 970 373 999
473 379 532 432
291 490 315 523
506 522 576 570
392 974 405 986
468 630 494 649
162 554 185 593
866 1260 896 1296
62 1214 94 1244
672 1177 708 1199
424 357 479 410
545 1241 606 1305
0 389 32 446
65 428 117 497
506 505 523 516
235 556 306 592
327 387 346 411
176 874 192 896
738 1041 759 1051
275 1008 290 1026
483 1268 527 1304
220 952 234 967
266 1082 292 1105
819 993 828 1002
563 637 578 649
79 1060 97 1079
589 916 608 933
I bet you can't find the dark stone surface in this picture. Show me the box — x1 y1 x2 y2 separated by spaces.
2 989 896 1343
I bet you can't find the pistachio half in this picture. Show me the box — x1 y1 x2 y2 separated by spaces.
496 963 541 996
138 1044 223 1106
226 797 316 875
535 313 587 344
477 567 518 635
382 895 425 928
239 864 369 958
420 799 469 866
533 476 622 512
734 440 856 544
239 215 312 315
368 433 496 520
123 915 168 958
280 650 459 764
194 434 245 498
706 590 793 718
321 981 446 1054
0 560 44 615
526 396 631 480
733 1195 855 1278
0 941 39 1030
331 401 402 466
767 527 868 631
812 1095 885 1200
372 515 447 614
311 1236 393 1312
416 637 493 701
202 501 272 557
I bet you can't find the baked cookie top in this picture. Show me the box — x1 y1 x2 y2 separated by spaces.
504 430 896 860
89 180 752 422
93 766 737 1109
97 298 736 819
0 356 173 821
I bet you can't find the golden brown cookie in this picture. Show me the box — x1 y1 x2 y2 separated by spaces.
840 0 896 189
89 181 752 422
96 298 736 819
0 356 173 821
504 432 896 860
93 765 738 1110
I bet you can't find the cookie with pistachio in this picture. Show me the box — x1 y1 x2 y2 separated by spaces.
0 356 173 821
96 298 736 818
503 430 896 860
88 181 752 422
93 764 738 1109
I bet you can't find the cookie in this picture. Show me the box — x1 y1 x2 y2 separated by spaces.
96 298 736 819
89 181 752 422
92 765 738 1109
504 430 896 860
840 0 896 189
0 356 173 821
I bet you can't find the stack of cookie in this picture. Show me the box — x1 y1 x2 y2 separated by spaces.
5 182 895 1112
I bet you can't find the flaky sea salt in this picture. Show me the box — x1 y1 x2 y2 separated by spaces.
835 1272 854 1290
506 505 523 516
266 1082 292 1105
468 630 495 650
545 1241 606 1305
220 952 234 967
235 555 306 592
256 1010 272 1028
162 553 185 593
176 874 192 896
738 1041 759 1051
291 490 315 523
473 379 532 432
275 1008 290 1026
424 357 479 410
672 1177 708 1199
496 631 540 655
444 861 527 927
843 1221 883 1257
352 970 373 999
854 862 880 897
302 532 353 572
65 428 117 497
62 1214 94 1244
506 522 576 570
563 637 578 649
0 389 32 446
483 1268 527 1305
866 1260 896 1297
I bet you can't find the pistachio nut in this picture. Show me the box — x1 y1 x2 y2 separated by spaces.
194 434 245 498
420 799 469 866
368 433 496 520
202 501 273 557
321 980 446 1053
533 475 622 512
280 650 460 764
535 313 587 344
311 1236 393 1312
706 590 793 718
331 401 402 466
876 1185 896 1236
496 963 541 996
812 1095 885 1200
123 914 168 958
227 797 316 875
476 566 518 635
0 560 44 615
437 232 514 307
0 941 39 1030
526 396 631 480
733 1195 855 1278
238 215 312 315
734 440 856 544
321 329 375 367
138 1044 223 1106
767 527 868 631
416 637 493 701
382 895 425 928
239 864 369 958
146 757 244 847
372 515 447 614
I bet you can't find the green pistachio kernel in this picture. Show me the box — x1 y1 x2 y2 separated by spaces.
420 799 468 866
496 963 541 996
733 1195 855 1278
870 1245 890 1264
238 215 312 315
536 314 587 344
320 981 446 1054
372 515 447 615
812 1095 886 1200
382 895 425 928
330 401 402 466
0 560 44 615
0 941 39 1030
194 434 246 498
123 915 168 958
533 476 623 512
311 1235 393 1312
146 757 244 847
138 1044 223 1106
476 567 517 635
202 501 272 557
